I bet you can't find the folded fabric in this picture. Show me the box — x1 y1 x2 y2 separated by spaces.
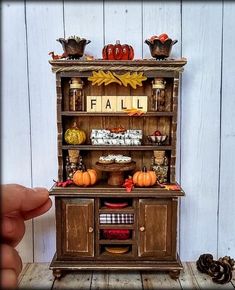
99 213 134 224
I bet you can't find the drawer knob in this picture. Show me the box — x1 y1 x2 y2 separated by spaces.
140 226 145 232
89 227 94 233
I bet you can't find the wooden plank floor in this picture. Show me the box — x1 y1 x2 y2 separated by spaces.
18 263 235 289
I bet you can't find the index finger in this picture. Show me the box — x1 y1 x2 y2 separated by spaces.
1 184 50 215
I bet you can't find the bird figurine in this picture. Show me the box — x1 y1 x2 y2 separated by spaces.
48 51 67 60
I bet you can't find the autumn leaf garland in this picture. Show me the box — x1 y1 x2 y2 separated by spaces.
88 70 121 86
88 70 147 89
114 72 147 89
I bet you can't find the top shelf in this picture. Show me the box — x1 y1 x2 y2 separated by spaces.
49 58 187 67
49 58 187 75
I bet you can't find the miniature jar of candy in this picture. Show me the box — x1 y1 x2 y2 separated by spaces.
69 77 84 111
151 150 169 183
65 155 78 180
151 78 166 111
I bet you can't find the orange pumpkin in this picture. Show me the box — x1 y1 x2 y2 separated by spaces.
102 40 134 60
133 166 157 187
73 165 97 187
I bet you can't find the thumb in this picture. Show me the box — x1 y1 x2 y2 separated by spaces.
1 184 50 215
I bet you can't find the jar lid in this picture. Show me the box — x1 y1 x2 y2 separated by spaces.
152 83 165 89
70 83 83 89
152 78 166 89
70 78 83 89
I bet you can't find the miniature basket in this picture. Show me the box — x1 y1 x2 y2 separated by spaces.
145 38 178 60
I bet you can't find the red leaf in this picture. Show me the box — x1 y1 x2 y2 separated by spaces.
125 185 133 192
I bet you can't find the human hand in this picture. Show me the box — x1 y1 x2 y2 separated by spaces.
1 184 52 289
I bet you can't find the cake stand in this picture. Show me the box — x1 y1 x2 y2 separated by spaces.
95 161 136 186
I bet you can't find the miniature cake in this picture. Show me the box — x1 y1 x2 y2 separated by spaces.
90 129 142 146
115 155 132 164
98 155 115 164
98 154 132 164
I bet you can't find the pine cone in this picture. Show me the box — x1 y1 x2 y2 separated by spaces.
218 256 235 269
209 260 233 284
196 254 214 274
197 254 235 284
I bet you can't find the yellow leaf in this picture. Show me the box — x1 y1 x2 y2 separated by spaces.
113 72 147 89
104 71 120 86
88 70 121 86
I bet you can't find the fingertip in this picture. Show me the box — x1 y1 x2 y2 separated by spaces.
33 187 49 197
41 198 53 212
23 198 53 220
2 184 50 215
48 197 53 209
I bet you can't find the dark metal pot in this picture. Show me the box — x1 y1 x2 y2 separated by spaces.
145 38 177 60
57 37 91 59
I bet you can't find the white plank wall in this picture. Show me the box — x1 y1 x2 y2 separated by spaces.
25 1 64 262
180 1 223 260
1 0 235 263
64 1 104 58
1 0 33 262
142 1 181 59
104 1 142 59
218 1 235 258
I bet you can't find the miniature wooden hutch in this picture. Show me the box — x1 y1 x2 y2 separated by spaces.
49 59 187 279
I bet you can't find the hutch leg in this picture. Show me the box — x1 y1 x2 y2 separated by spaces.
169 269 180 280
53 269 63 279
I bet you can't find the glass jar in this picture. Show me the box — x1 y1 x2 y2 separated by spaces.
151 150 169 184
151 78 166 111
65 155 78 180
69 77 84 111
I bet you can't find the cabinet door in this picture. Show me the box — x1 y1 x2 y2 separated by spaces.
138 198 177 259
58 198 94 258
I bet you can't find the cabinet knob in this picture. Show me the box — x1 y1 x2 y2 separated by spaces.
88 227 94 233
140 226 145 232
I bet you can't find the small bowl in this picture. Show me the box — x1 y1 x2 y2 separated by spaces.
148 135 167 145
145 38 177 60
57 36 91 59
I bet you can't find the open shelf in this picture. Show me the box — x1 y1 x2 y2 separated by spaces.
99 225 134 230
98 251 133 259
99 244 133 258
49 182 185 197
99 207 134 214
62 145 173 151
99 240 134 245
61 111 175 117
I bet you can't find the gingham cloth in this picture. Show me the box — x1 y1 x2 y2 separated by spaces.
99 213 134 224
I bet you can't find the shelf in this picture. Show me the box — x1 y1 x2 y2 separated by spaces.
49 182 185 197
49 58 187 68
98 251 133 258
61 111 175 117
99 207 134 214
50 252 184 269
99 240 134 245
62 145 172 151
99 225 134 230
